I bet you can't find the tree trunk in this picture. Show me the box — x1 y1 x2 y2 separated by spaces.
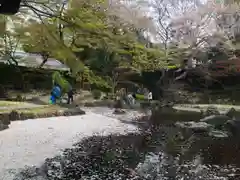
39 52 49 67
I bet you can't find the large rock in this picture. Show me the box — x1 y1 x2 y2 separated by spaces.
200 115 230 127
0 113 10 125
114 99 124 109
0 122 8 131
140 101 151 109
175 121 213 132
202 106 220 117
113 109 126 114
208 130 229 138
225 108 240 118
9 110 20 120
158 105 176 113
225 119 240 136
83 100 114 107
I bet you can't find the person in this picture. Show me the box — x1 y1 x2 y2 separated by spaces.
50 85 61 104
132 93 136 99
148 91 152 102
52 71 74 104
114 90 123 109
67 84 74 104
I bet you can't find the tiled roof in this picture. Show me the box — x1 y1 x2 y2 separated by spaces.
0 51 70 71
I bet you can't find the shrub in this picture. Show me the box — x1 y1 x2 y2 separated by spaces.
91 89 102 99
16 94 25 102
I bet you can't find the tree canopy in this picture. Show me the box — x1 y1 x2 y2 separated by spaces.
0 0 239 91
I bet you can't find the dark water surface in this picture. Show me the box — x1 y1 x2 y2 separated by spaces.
12 107 240 180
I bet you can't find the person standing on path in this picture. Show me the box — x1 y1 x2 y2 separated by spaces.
67 83 74 104
52 71 74 104
148 91 152 102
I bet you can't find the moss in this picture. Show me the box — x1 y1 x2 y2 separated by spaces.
0 101 26 106
0 105 56 113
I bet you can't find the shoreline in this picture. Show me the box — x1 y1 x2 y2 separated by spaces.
174 104 240 113
1 101 239 132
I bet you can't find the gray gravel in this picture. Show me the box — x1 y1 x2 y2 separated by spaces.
0 111 138 180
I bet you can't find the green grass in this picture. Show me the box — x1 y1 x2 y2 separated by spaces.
167 65 179 69
0 101 26 107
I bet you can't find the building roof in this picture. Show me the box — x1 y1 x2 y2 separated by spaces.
0 51 70 71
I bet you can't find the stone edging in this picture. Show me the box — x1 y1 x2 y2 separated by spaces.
0 108 85 131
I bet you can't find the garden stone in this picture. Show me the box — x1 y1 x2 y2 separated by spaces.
200 115 230 126
203 106 220 117
175 121 213 132
225 119 240 136
0 113 10 125
113 109 126 114
0 122 8 131
208 130 229 138
158 105 176 113
63 108 85 116
225 108 240 118
9 110 20 121
140 101 151 109
114 99 124 109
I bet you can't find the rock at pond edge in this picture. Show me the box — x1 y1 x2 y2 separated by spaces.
113 109 126 114
225 108 240 119
200 115 231 126
202 106 220 117
175 121 213 132
208 130 229 138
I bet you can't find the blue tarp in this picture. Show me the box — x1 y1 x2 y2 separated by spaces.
49 85 61 104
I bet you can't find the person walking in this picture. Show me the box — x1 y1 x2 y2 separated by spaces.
67 84 74 104
50 85 61 104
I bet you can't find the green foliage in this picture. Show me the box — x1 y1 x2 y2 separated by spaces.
91 89 102 99
8 0 172 91
52 71 71 93
81 66 111 91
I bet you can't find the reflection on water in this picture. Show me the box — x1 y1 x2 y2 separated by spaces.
13 107 240 179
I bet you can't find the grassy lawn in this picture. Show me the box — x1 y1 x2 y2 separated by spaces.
0 101 27 107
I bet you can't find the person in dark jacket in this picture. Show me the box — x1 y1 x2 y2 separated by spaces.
67 85 74 104
67 89 74 104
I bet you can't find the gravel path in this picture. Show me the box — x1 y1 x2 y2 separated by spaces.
0 111 138 180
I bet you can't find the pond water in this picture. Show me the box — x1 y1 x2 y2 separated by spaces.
13 107 240 180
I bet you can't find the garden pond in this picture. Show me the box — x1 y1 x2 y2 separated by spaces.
13 106 240 180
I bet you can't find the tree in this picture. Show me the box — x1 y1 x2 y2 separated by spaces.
8 0 172 94
0 15 24 65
